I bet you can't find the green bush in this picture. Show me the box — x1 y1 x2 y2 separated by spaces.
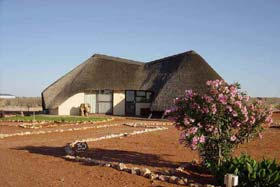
214 154 280 187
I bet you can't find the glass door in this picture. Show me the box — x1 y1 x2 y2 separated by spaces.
125 90 135 116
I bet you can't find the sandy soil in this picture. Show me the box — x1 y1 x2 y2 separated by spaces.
0 115 279 187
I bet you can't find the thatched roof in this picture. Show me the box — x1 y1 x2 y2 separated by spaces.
42 50 222 111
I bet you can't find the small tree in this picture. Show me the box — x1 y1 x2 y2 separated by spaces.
165 80 273 168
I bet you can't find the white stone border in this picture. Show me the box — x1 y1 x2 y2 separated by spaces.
122 122 172 128
16 118 114 129
0 123 121 139
72 127 168 143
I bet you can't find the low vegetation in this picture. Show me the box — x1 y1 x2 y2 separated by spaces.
0 115 109 122
215 154 280 187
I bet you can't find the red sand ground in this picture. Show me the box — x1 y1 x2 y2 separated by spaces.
0 115 279 187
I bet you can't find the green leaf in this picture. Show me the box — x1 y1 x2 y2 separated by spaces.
247 162 253 174
259 169 266 178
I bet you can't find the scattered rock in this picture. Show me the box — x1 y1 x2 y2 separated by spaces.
85 157 92 162
177 179 186 185
176 167 184 172
123 168 131 173
182 178 188 184
203 185 215 187
140 168 152 177
158 175 169 182
130 168 141 175
150 173 158 180
169 176 178 184
116 163 127 171
189 183 201 187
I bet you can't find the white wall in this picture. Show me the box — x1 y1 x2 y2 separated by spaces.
135 103 151 116
113 91 125 115
58 93 85 115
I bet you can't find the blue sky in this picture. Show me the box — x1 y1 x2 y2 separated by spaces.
0 0 279 97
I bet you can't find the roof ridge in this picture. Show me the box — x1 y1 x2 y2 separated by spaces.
92 53 144 65
146 50 196 64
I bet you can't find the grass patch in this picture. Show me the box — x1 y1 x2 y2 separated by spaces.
0 115 109 122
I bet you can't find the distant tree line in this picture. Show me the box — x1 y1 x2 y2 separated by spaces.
0 97 42 107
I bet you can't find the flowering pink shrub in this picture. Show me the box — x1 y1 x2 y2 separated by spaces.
165 80 273 167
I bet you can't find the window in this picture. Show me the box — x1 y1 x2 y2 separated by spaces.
126 90 153 103
136 91 152 103
126 91 135 102
136 91 146 97
146 92 152 102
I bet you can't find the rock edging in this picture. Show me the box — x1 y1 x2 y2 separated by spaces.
63 155 216 187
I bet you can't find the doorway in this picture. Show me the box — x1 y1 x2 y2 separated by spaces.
125 90 135 116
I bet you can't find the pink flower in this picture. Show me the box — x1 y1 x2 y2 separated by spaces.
237 94 243 100
188 127 198 134
258 133 263 139
265 117 273 125
184 117 190 125
184 117 195 125
185 90 194 98
249 116 256 125
203 95 213 103
190 144 197 150
191 103 200 109
192 136 199 143
230 135 237 142
233 120 241 127
243 115 249 122
241 106 248 115
199 135 205 143
211 104 217 114
224 86 230 94
249 104 255 110
232 110 238 117
218 94 228 104
235 101 242 109
205 124 214 132
229 86 237 96
201 107 209 113
229 96 236 103
226 105 233 112
164 109 171 115
206 80 212 86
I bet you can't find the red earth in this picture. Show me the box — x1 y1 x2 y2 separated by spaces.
0 114 279 187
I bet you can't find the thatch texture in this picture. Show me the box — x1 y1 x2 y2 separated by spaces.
42 51 222 112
